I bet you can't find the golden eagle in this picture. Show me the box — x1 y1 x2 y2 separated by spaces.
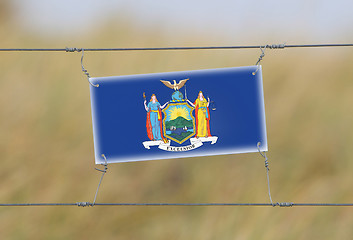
160 78 189 91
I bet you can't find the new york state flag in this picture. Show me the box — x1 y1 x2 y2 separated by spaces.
90 66 267 164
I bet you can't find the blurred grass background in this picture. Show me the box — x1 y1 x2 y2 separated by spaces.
1 1 353 239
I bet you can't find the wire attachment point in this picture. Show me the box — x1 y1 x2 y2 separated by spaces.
277 202 293 207
252 43 285 75
94 154 108 173
252 46 267 75
65 47 82 53
267 43 286 49
76 202 92 207
80 49 99 87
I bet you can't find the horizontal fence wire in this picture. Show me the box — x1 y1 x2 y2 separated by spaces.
1 202 353 207
0 43 353 52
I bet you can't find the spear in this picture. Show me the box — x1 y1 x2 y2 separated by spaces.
184 84 187 100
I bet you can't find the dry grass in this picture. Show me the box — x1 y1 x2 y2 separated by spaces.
1 18 353 240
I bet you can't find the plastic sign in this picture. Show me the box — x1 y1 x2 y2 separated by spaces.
90 66 267 164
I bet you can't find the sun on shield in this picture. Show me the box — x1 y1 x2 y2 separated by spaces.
162 102 195 144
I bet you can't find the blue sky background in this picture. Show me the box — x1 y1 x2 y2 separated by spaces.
10 0 353 42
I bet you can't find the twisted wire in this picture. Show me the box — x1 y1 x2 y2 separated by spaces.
1 202 353 207
0 43 352 52
257 142 273 205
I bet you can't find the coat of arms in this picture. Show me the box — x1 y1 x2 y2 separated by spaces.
143 79 218 151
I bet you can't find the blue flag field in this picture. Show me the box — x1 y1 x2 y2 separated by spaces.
90 66 267 164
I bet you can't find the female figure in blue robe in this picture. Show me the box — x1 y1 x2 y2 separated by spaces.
144 94 169 141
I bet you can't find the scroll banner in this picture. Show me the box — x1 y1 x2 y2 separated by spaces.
90 66 268 164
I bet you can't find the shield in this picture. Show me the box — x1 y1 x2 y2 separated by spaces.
162 102 195 144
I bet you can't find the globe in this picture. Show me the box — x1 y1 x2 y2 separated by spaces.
171 91 184 101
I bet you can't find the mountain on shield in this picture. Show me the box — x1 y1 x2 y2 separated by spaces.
165 116 193 129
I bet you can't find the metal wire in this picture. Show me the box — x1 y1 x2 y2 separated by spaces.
252 46 267 75
92 203 353 207
0 202 353 207
0 203 78 206
0 43 352 52
80 48 99 87
92 154 108 206
257 142 274 205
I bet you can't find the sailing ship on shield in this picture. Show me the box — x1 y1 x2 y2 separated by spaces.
143 79 218 152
